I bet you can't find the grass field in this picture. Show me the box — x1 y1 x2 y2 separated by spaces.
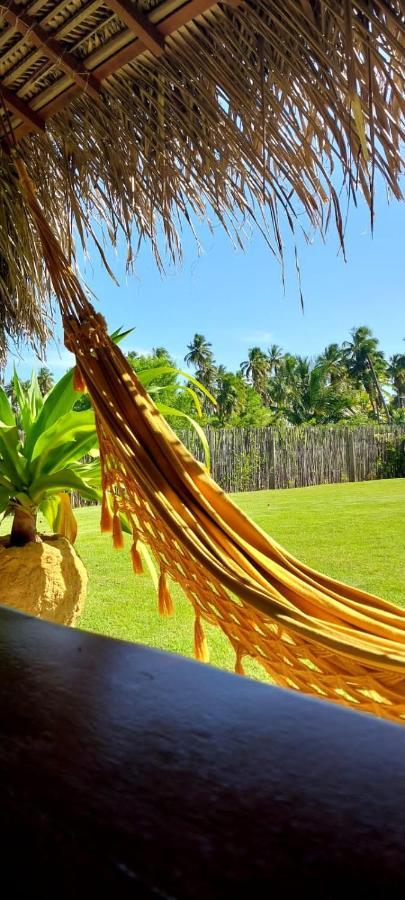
74 479 405 674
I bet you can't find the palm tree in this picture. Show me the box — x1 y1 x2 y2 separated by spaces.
240 347 269 398
184 334 213 371
216 364 227 387
388 353 405 409
197 358 218 398
267 344 284 376
267 355 355 424
151 346 170 358
317 343 345 385
37 366 54 396
217 375 239 424
343 326 390 422
266 353 296 417
185 334 217 411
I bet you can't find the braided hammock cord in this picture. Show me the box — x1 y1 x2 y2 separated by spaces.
15 157 405 725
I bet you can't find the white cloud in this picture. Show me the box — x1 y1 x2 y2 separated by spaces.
3 347 74 380
237 330 273 345
39 349 75 371
124 345 149 357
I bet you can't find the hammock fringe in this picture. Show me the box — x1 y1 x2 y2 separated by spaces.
73 366 87 394
194 615 209 664
112 512 125 550
131 540 144 576
159 571 174 617
235 649 245 677
100 494 113 534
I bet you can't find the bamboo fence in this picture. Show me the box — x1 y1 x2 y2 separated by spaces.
179 426 405 493
71 425 404 505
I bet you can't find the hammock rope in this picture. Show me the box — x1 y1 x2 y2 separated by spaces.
14 156 405 724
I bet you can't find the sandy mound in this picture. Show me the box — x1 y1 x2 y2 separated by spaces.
0 536 87 626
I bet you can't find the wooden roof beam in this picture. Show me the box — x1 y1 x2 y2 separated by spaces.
93 0 243 81
0 1 101 100
11 0 243 139
107 0 164 57
1 83 45 131
158 0 241 36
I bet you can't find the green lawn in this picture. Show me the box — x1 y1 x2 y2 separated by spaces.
75 479 405 675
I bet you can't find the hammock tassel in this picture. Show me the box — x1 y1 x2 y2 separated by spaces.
235 649 245 676
73 365 87 394
112 512 124 549
131 539 144 575
194 614 209 663
158 570 174 616
100 494 113 533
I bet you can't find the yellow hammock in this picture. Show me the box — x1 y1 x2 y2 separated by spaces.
16 158 405 725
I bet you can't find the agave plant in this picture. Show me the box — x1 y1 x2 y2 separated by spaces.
0 368 100 547
0 334 213 548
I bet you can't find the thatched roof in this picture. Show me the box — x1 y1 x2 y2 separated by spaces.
0 0 404 360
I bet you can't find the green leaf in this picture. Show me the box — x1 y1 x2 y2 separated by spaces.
31 468 100 504
13 367 32 433
27 371 43 422
24 368 77 459
0 425 27 487
0 386 15 427
14 491 35 509
168 384 203 418
30 436 96 483
148 384 203 418
70 458 101 487
138 365 216 405
138 542 158 590
40 433 99 478
119 511 132 535
136 365 176 386
156 403 210 469
31 408 96 463
0 485 10 513
39 495 60 532
111 327 135 345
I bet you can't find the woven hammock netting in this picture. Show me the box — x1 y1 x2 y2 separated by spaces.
14 157 405 725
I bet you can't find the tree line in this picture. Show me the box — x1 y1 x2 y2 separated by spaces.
4 326 405 429
182 326 404 427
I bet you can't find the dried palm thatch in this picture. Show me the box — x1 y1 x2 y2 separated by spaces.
0 0 404 359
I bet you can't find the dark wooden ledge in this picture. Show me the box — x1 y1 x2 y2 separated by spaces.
0 605 404 897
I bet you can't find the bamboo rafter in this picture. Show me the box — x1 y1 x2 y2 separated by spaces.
0 0 101 100
106 0 164 55
0 82 45 129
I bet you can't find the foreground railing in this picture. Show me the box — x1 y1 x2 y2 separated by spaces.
0 606 404 896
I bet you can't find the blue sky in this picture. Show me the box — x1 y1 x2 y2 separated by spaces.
6 183 404 379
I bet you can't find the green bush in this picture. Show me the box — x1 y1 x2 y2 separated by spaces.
377 437 405 478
